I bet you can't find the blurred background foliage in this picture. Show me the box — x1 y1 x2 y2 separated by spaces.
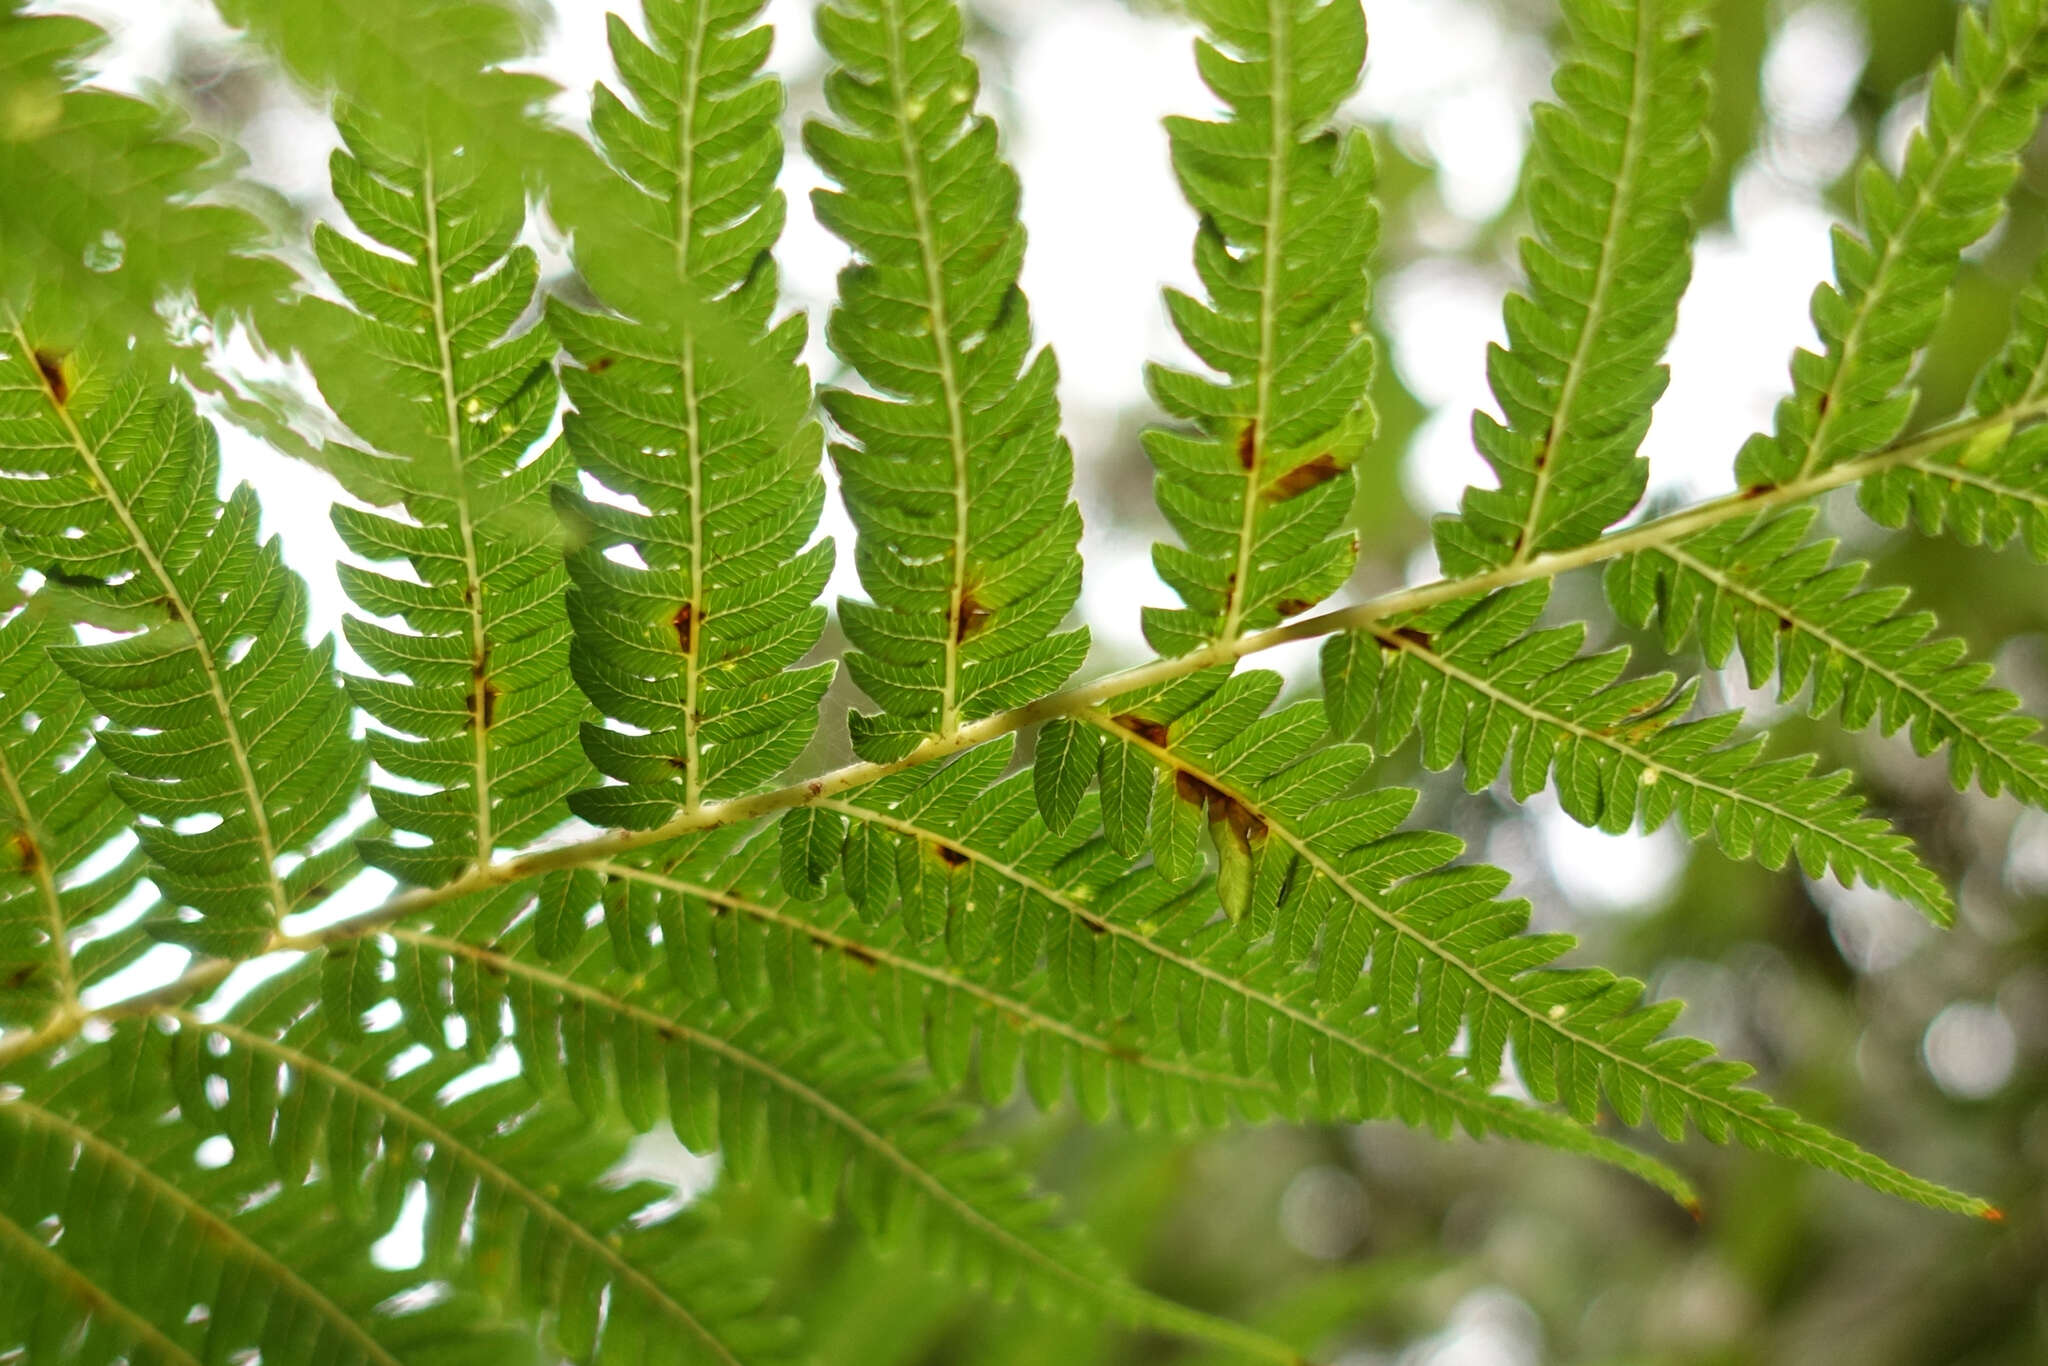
7 0 2047 1360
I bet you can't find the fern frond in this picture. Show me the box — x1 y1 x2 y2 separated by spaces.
1081 669 1987 1215
1735 0 2048 491
1861 245 2048 555
1332 584 1952 920
375 922 1300 1361
306 116 590 886
808 0 1089 758
1607 506 2048 808
571 836 1287 1127
0 4 290 372
550 0 834 828
1434 0 1711 575
1144 0 1376 654
0 1051 541 1366
0 567 150 1026
0 345 362 955
80 968 805 1366
761 742 1698 1203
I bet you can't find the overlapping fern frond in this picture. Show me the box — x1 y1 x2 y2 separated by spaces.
808 0 1089 759
1144 0 1378 653
1077 668 1988 1215
1435 0 1711 575
307 116 590 887
1734 0 2048 491
364 913 1291 1357
0 345 361 956
550 0 835 830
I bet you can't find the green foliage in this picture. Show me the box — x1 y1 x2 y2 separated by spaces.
7 0 2048 1359
1435 0 1712 574
1145 0 1377 652
309 116 590 886
550 0 835 829
0 345 360 954
1734 0 2048 490
808 0 1089 758
1343 582 1952 920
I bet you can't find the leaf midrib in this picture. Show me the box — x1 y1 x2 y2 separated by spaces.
8 318 291 924
1511 0 1660 565
0 1199 201 1366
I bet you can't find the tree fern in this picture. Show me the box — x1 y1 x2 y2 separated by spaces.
1434 0 1711 575
1144 0 1378 654
808 0 1090 759
549 0 835 831
307 115 590 887
6 0 2047 1357
0 346 361 955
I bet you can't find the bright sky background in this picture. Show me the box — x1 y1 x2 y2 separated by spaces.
44 0 2027 1330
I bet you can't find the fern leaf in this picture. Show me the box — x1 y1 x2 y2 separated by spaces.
1734 0 2048 491
0 4 290 375
1607 506 2048 808
306 116 590 885
1346 584 1952 921
1434 0 1712 575
1861 244 2048 555
551 0 834 828
0 565 149 1026
1084 669 1988 1215
0 346 362 954
1144 0 1377 654
375 922 1298 1359
80 969 806 1366
808 0 1089 759
763 744 1697 1202
0 1051 543 1366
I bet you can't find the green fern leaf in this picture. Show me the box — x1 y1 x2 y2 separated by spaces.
305 116 590 887
1347 583 1952 921
808 0 1089 759
1734 0 2048 491
765 743 1698 1203
0 1046 547 1366
1607 506 2048 809
551 0 835 830
1084 668 1987 1215
1861 244 2048 554
1144 0 1377 654
373 919 1297 1360
0 565 149 1027
1434 0 1712 575
0 348 362 953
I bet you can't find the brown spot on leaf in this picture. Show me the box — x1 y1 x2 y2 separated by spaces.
840 943 880 969
1264 454 1343 500
953 590 990 644
657 1022 683 1042
10 830 40 874
471 678 498 730
587 356 616 373
1082 916 1108 936
1386 625 1433 651
1815 392 1830 417
807 780 823 796
1275 597 1315 618
4 965 36 990
32 349 68 406
1112 714 1172 748
1171 770 1267 844
1739 483 1775 500
1235 422 1258 470
933 841 969 869
673 603 695 653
